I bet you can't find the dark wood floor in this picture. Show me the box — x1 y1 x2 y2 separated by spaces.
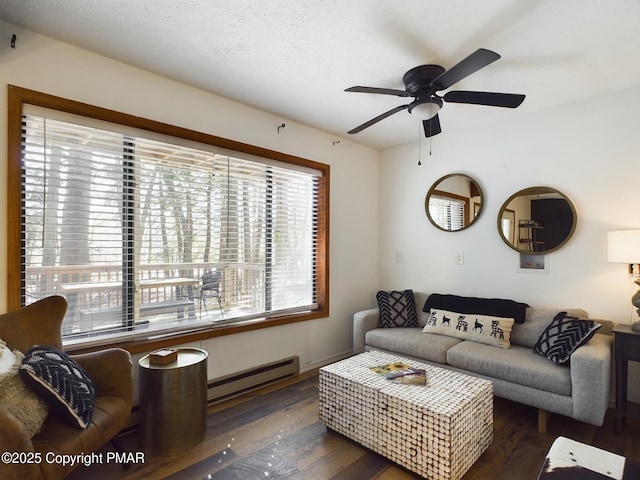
69 370 639 480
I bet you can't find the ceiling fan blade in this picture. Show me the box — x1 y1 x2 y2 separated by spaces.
345 86 411 97
348 104 410 134
422 114 442 137
444 91 525 108
430 48 501 91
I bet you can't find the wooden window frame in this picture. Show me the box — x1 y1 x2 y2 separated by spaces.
7 85 330 354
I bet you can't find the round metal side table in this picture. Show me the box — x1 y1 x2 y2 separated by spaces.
138 347 208 456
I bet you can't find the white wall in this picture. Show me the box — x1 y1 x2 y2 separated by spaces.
379 86 640 398
379 88 640 320
0 22 379 382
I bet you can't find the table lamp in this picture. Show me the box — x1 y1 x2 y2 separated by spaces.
607 229 640 332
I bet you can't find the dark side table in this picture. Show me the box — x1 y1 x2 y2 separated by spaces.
613 325 640 433
138 347 208 456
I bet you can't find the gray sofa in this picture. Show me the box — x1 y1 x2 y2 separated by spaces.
353 292 613 433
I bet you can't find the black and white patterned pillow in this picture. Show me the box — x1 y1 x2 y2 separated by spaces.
376 290 418 328
19 345 96 429
534 312 601 365
422 309 515 349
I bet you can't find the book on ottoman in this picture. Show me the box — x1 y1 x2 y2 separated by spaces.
370 361 427 385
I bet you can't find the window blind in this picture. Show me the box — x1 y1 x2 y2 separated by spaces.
428 195 466 231
21 112 320 344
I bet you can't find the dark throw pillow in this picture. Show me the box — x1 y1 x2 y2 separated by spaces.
19 345 96 429
533 312 601 365
376 290 418 328
422 293 530 324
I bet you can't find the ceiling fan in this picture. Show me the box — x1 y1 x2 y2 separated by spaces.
345 48 525 138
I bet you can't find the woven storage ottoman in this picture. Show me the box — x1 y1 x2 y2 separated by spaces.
319 351 493 480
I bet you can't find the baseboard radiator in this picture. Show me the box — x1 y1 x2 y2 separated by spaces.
207 355 300 404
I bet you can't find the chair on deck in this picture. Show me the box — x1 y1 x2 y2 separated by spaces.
197 270 223 318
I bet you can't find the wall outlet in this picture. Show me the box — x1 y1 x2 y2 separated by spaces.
456 252 464 265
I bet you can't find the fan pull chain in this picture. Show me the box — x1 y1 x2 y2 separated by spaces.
418 122 422 165
418 122 435 165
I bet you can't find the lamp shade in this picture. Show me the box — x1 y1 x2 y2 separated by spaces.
607 229 640 263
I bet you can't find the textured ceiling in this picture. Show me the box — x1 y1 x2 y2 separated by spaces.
1 0 640 149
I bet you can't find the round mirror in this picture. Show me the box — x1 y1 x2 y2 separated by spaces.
425 174 484 232
498 187 577 254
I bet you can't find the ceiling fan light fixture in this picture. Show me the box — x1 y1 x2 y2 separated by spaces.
345 49 525 137
408 97 443 120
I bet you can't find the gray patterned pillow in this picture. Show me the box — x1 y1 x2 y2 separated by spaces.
376 290 418 328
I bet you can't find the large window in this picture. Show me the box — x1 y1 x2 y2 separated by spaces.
7 86 329 349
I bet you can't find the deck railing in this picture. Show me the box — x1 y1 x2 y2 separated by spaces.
25 262 265 336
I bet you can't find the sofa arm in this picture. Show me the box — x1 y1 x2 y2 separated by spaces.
569 333 612 426
353 308 380 354
71 348 133 406
0 409 42 480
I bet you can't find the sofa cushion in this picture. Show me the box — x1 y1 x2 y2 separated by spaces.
533 312 601 365
413 292 431 327
511 308 589 348
20 345 96 429
422 293 529 323
376 290 418 328
365 328 462 364
447 341 572 396
422 309 515 349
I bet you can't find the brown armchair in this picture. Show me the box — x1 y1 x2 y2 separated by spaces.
0 296 133 479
